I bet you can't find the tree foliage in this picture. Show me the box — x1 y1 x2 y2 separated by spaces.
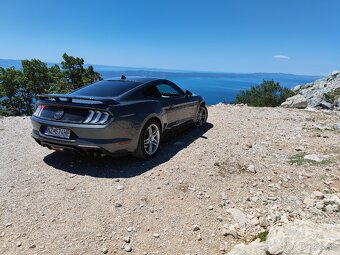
62 53 102 90
0 67 23 115
235 80 295 107
0 53 102 116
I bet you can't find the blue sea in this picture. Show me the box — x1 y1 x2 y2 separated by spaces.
100 71 319 105
0 67 319 106
171 76 318 105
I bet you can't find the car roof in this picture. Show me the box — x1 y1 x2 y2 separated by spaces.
106 77 161 83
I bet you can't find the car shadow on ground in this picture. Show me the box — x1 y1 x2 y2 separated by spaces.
43 123 213 178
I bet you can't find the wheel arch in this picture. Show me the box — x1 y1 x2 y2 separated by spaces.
145 116 162 133
200 100 206 107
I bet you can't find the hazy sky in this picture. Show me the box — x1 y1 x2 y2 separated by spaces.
0 0 339 75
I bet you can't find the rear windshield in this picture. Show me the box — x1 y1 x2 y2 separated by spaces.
71 80 142 97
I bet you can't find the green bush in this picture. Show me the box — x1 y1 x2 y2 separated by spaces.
235 80 295 107
323 88 340 103
253 230 269 242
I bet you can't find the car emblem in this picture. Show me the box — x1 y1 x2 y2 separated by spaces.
54 110 64 120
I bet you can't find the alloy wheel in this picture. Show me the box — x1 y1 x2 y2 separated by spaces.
195 106 207 126
143 123 160 155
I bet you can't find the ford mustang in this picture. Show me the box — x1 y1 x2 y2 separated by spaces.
31 76 208 159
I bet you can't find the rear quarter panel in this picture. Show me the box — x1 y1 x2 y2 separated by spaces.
112 100 166 148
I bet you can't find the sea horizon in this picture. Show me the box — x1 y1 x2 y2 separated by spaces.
0 58 321 105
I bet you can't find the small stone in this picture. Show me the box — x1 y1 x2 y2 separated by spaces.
124 244 132 252
267 196 277 201
325 204 339 213
29 244 36 249
0 232 5 237
123 236 130 243
312 191 324 199
303 197 314 207
127 227 133 232
304 154 326 163
324 195 339 205
5 223 12 227
222 225 238 239
116 185 125 191
193 225 200 231
16 242 22 247
267 245 284 255
250 217 259 226
334 123 340 130
114 202 122 207
315 201 324 210
295 146 305 151
246 143 253 149
251 196 259 202
208 206 214 210
280 214 289 224
247 165 256 174
197 234 202 241
153 233 160 238
259 217 270 228
102 247 108 254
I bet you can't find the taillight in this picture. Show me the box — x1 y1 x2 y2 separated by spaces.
33 105 45 117
83 110 110 124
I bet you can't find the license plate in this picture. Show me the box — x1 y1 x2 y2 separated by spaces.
44 126 71 139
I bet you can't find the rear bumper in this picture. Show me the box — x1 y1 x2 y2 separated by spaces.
31 116 139 155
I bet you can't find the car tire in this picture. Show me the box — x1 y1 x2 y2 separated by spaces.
194 105 208 127
134 119 161 159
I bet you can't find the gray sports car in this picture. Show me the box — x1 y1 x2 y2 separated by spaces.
31 76 208 159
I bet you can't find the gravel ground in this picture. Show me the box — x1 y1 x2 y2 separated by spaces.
0 104 339 255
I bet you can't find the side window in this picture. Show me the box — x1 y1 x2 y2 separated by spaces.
156 84 182 98
143 86 161 98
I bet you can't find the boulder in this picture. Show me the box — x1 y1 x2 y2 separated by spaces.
227 240 266 255
281 95 308 109
227 220 340 255
318 100 333 109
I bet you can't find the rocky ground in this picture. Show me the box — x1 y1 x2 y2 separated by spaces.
282 70 340 110
0 104 339 255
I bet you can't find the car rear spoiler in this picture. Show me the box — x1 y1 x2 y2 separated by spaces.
36 94 119 106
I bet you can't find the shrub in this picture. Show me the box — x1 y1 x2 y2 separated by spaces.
323 88 340 103
235 80 295 107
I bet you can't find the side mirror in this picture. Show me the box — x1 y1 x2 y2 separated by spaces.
185 90 192 97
